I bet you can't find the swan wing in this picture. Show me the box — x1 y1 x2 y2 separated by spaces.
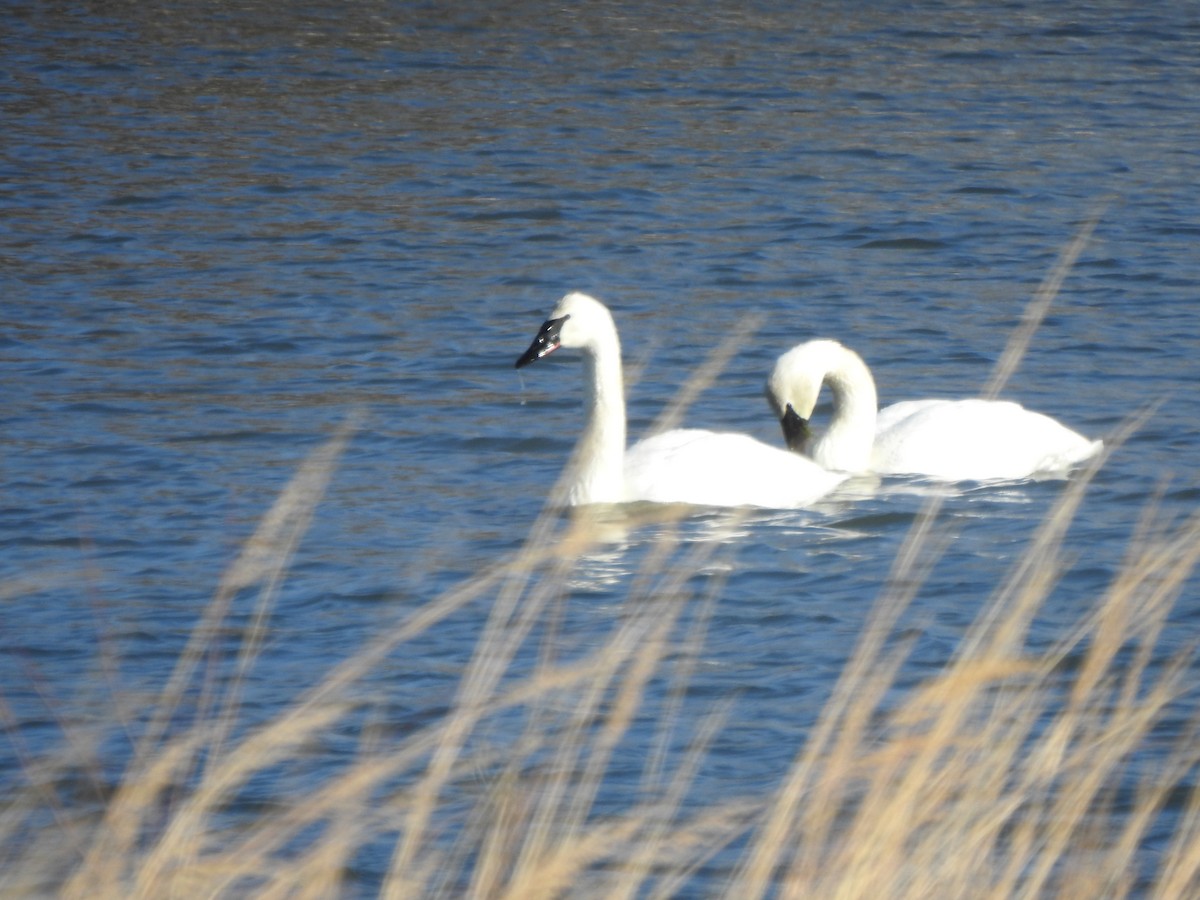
624 429 847 508
874 399 949 434
873 399 1101 481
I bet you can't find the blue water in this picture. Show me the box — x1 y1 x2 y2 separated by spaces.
3 2 1200 893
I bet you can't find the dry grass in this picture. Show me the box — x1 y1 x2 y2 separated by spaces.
733 442 1200 900
5 412 1197 900
4 215 1200 897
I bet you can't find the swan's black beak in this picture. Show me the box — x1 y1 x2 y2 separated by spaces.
780 404 812 454
515 314 570 369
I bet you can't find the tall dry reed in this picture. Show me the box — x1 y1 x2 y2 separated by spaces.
4 214 1198 898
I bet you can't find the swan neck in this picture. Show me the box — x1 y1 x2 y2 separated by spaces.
572 333 626 504
815 348 878 472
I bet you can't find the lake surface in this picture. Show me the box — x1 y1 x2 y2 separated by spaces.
3 1 1200 894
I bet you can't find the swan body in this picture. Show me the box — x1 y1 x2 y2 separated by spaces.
516 293 848 508
766 339 1102 482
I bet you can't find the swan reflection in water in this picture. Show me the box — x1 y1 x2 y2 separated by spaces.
532 493 853 591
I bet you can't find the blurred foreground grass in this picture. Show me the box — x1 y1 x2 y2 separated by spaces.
3 410 1199 899
5 217 1200 897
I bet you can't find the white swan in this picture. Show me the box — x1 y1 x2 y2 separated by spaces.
516 292 848 508
765 339 1102 482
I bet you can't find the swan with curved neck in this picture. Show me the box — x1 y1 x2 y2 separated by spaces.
516 293 848 508
765 339 1102 482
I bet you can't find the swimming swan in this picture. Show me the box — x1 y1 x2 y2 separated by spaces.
516 292 848 508
765 339 1102 481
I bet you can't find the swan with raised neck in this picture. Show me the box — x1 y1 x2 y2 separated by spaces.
516 291 627 504
516 293 848 508
766 339 1102 481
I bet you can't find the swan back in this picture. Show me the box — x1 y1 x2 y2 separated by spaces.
624 429 848 508
872 398 1102 481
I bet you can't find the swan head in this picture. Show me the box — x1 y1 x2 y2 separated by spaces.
765 340 844 450
768 338 873 453
515 292 617 368
777 403 813 453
